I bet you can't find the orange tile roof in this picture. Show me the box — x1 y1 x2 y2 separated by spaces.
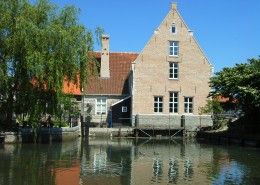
216 96 238 103
62 52 138 95
84 52 138 95
63 76 81 95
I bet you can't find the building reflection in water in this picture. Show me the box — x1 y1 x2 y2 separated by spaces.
184 158 193 179
152 157 163 182
93 151 107 173
168 157 179 183
1 138 260 185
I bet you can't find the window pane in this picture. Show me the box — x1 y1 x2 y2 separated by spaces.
170 49 173 56
96 97 107 114
172 27 175 33
154 96 163 113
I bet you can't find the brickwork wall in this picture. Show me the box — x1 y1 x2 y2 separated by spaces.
132 5 212 116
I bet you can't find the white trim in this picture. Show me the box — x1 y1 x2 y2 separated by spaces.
169 62 179 80
122 106 128 113
154 96 163 113
169 91 179 113
169 41 179 57
184 97 193 113
111 96 131 107
95 97 107 115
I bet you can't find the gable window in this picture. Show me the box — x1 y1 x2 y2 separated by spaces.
171 24 177 34
169 41 179 56
169 92 178 113
154 96 163 113
96 97 107 114
169 62 179 79
184 97 193 113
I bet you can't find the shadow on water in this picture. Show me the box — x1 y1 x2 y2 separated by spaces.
1 138 260 185
20 128 63 143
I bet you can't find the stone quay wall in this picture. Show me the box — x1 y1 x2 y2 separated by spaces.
2 126 80 144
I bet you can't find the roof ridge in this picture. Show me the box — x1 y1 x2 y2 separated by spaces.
91 51 139 54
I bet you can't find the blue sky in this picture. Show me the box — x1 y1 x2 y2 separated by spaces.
51 0 260 72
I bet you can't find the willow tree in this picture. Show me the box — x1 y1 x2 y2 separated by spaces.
0 0 95 129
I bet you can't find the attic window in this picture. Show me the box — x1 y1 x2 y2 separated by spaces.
171 24 177 34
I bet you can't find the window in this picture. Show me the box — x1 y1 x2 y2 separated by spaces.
169 92 178 113
184 97 193 113
154 96 163 113
169 41 179 56
169 62 179 79
122 106 127 113
96 97 107 114
171 24 176 34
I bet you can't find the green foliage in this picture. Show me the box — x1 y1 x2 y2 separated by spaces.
0 0 101 129
52 120 68 127
199 99 226 129
210 57 260 121
58 94 80 117
199 99 224 115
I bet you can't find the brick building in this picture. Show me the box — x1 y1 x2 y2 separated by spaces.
131 4 213 128
66 4 213 128
82 35 138 127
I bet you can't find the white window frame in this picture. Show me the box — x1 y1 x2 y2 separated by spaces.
169 92 178 113
169 41 179 56
184 97 193 113
96 97 107 115
122 106 127 113
169 62 179 79
171 23 177 34
154 96 163 113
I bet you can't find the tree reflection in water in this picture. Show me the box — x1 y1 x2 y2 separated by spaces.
1 138 260 185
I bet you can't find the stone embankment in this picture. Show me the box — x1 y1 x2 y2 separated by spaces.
1 126 80 144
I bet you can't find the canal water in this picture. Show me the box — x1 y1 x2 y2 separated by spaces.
0 138 260 185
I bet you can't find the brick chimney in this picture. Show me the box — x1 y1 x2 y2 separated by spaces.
100 35 110 78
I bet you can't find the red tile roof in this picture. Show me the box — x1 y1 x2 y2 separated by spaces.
63 76 81 95
62 52 138 95
85 52 138 95
216 96 238 103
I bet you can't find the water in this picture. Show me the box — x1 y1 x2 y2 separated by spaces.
1 138 260 185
